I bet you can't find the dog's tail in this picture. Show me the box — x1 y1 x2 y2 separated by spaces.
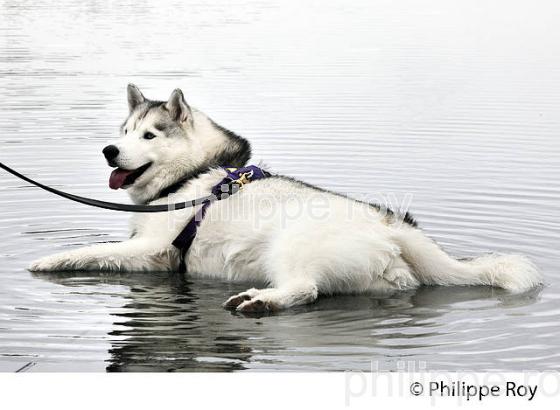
393 227 543 292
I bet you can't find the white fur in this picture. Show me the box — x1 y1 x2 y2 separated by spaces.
29 87 544 313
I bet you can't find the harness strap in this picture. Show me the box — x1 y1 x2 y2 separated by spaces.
171 165 270 273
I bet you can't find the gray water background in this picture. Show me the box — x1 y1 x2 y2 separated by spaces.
1 0 559 371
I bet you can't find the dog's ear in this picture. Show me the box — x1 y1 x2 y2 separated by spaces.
165 88 191 123
127 84 145 112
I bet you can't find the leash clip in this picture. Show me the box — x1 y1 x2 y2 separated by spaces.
232 170 253 189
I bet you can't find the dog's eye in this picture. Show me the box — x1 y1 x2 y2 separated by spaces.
124 128 128 135
143 132 156 140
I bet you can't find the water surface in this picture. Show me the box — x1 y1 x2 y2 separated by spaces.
1 0 560 371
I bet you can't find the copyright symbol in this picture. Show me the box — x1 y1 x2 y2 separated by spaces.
410 382 423 396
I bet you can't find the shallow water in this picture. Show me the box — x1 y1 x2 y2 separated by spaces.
1 0 560 372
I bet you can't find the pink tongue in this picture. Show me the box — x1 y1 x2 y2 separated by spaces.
109 168 134 190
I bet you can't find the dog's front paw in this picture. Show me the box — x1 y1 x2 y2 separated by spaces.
28 254 72 272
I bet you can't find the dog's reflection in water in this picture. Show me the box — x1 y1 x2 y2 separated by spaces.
33 271 542 372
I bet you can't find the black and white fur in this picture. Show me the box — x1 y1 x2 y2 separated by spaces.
29 85 543 313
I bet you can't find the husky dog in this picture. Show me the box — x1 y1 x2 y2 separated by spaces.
29 85 543 313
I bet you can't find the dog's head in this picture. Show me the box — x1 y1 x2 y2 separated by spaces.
103 84 210 203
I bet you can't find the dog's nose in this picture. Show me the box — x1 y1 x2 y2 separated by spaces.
102 145 119 161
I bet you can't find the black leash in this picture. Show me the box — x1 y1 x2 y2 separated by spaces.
0 161 214 212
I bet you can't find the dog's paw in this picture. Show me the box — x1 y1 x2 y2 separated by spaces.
29 257 53 272
383 267 419 289
223 288 279 314
236 298 277 314
222 288 261 309
28 254 71 272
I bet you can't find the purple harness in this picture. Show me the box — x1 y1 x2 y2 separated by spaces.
172 165 270 273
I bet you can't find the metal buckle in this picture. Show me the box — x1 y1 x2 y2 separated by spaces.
233 170 253 188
